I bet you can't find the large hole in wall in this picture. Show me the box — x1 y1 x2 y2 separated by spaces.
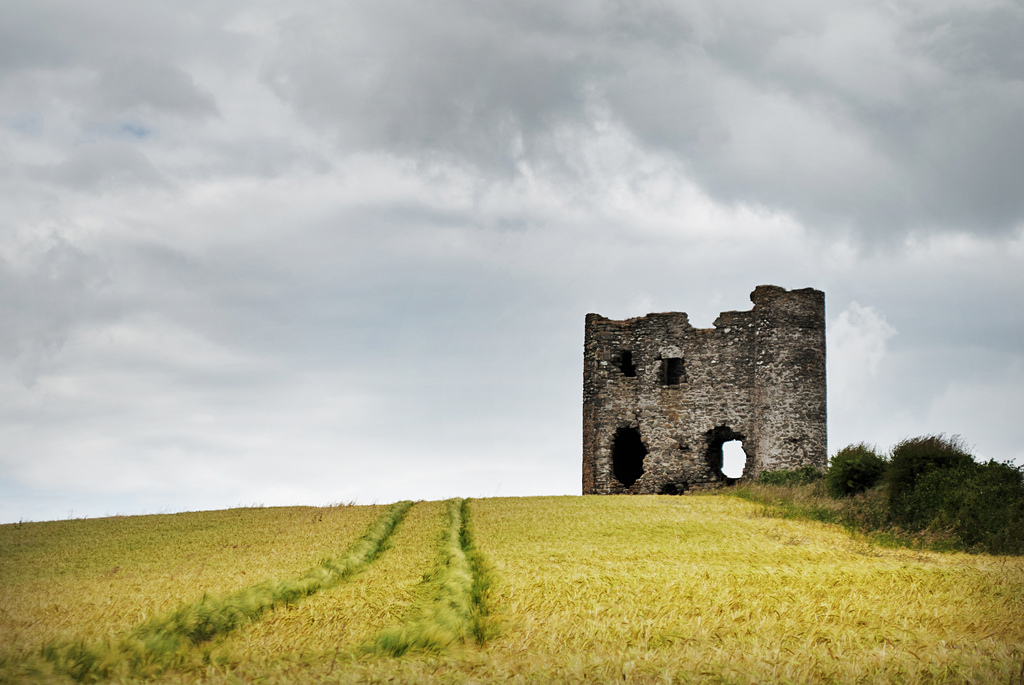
705 426 747 482
721 441 746 479
612 426 647 487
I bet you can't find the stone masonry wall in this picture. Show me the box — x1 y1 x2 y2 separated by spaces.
582 285 826 495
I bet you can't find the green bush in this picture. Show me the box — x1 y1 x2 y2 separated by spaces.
825 443 887 498
756 464 823 486
738 433 1024 556
897 460 1024 554
888 435 974 520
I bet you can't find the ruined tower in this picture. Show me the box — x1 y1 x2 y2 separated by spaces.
582 285 826 494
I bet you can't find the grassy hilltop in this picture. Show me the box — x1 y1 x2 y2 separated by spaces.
1 495 1023 684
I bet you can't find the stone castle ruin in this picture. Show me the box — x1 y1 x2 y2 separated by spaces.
582 285 827 495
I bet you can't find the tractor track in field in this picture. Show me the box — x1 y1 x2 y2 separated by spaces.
368 498 497 656
39 500 416 682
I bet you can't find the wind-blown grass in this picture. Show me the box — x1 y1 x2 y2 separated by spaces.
729 480 892 534
736 480 968 552
34 501 414 681
460 495 1023 683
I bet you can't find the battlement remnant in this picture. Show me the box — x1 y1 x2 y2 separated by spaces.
582 285 826 494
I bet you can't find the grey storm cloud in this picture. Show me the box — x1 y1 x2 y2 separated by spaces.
0 0 235 73
0 236 114 384
34 142 165 190
0 0 222 135
91 60 218 119
4 0 1023 238
263 0 1024 237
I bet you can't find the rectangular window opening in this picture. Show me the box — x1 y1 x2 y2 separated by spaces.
662 357 685 385
610 350 637 377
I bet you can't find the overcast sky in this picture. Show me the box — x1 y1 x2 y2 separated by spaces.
2 0 1022 523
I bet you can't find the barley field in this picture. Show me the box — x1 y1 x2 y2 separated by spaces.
1 495 1021 684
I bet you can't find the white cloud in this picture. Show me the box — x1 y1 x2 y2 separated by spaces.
828 302 897 399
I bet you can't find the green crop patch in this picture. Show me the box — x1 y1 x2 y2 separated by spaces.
368 498 496 656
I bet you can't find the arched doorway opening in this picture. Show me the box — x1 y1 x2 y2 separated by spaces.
612 426 646 487
705 426 748 482
721 440 746 479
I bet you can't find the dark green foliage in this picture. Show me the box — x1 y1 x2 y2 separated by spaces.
897 460 1024 554
825 443 887 498
735 434 1024 556
756 464 823 486
888 435 974 517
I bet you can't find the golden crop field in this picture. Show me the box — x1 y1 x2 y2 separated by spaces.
0 504 385 653
1 495 1022 684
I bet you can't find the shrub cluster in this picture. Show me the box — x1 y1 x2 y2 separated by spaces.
753 435 1024 555
825 443 886 498
887 436 1024 554
887 435 975 512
